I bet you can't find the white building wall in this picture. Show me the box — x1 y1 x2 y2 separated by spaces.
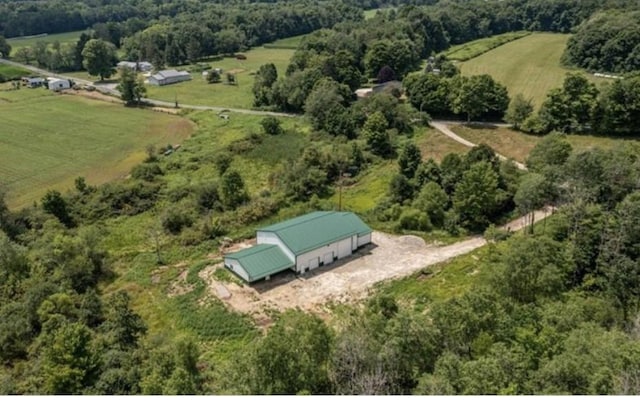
351 235 358 251
256 231 295 262
296 241 339 272
357 233 372 247
337 236 352 259
224 258 250 282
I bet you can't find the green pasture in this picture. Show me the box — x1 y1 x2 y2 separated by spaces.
443 31 531 61
0 87 194 208
264 34 308 49
459 33 608 108
144 47 295 109
0 64 32 80
7 30 87 52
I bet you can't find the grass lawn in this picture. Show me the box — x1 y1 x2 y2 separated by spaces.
144 47 295 109
459 33 609 108
0 87 194 208
264 34 308 49
0 64 32 80
443 31 531 61
7 30 87 52
415 126 469 162
449 124 640 163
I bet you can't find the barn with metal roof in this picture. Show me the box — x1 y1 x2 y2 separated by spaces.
223 211 372 282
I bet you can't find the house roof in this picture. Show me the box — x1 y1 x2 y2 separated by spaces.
151 69 190 80
225 244 294 281
258 211 372 255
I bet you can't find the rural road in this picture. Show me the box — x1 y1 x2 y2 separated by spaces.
203 208 551 316
430 121 527 170
0 58 299 118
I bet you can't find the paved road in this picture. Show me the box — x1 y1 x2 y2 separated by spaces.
430 120 527 170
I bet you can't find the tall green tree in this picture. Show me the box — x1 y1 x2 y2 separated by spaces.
117 66 146 106
253 63 278 107
398 142 422 179
220 169 249 209
451 75 509 121
453 161 499 231
0 35 11 58
81 39 118 80
505 94 534 130
42 322 99 394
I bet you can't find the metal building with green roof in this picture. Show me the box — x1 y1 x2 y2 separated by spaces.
223 211 373 283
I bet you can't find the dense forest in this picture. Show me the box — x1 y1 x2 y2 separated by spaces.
3 0 640 395
563 10 640 73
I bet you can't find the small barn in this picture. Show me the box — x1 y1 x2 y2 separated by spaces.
117 61 153 72
21 76 45 88
147 69 192 86
48 78 71 92
224 211 372 283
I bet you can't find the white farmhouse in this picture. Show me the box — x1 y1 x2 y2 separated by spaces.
147 69 192 86
224 211 372 283
47 78 71 92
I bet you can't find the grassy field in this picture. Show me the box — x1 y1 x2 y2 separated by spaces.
0 87 194 208
449 124 640 163
443 31 531 61
144 47 295 109
7 30 87 52
264 34 307 49
364 7 396 19
459 33 609 108
0 64 32 80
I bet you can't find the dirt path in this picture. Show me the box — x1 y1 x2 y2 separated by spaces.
431 121 527 170
204 208 550 317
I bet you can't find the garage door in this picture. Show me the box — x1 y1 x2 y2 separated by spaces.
323 252 333 265
309 257 320 270
338 238 352 259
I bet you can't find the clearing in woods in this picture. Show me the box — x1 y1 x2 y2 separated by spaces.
143 47 295 109
0 87 194 208
7 30 88 52
200 209 550 318
459 33 609 108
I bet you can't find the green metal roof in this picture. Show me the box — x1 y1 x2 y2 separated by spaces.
258 211 372 255
225 244 294 282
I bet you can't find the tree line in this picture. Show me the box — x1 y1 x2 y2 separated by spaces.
564 10 640 74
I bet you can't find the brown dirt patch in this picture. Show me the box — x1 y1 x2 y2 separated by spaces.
63 89 122 104
227 68 246 75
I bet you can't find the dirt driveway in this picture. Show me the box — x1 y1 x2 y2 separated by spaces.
199 209 550 317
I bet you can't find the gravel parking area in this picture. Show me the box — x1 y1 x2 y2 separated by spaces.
200 209 549 317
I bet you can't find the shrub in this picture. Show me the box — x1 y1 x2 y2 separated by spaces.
131 163 163 182
162 208 194 235
399 208 431 231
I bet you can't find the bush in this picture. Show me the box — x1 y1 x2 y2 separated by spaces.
131 163 163 182
162 208 194 235
260 116 284 136
399 208 431 231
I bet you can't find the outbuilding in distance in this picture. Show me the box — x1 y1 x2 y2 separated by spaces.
224 211 373 283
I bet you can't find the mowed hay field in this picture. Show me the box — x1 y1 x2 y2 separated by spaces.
145 47 295 109
459 33 608 108
7 30 87 52
449 124 640 163
0 88 194 208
